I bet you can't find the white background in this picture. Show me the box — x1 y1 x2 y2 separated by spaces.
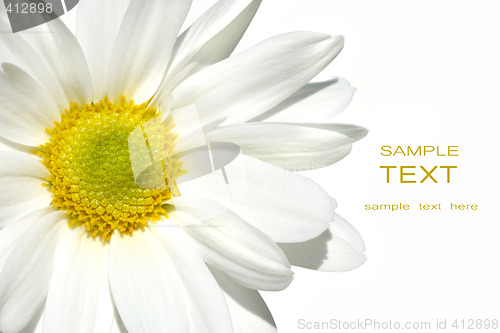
189 1 500 332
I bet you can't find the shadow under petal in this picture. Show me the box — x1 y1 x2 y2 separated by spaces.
278 228 332 270
278 214 366 272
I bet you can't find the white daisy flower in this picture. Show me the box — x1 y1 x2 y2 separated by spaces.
0 0 367 332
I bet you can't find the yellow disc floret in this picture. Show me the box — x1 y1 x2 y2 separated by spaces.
36 96 182 241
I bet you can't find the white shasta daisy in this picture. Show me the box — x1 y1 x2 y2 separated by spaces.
0 0 367 332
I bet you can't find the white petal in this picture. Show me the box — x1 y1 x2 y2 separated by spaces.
43 228 113 333
151 224 233 332
171 0 260 69
0 151 51 226
212 269 277 333
0 207 54 272
154 0 261 102
109 229 189 333
0 63 60 146
207 123 353 171
167 196 293 291
168 105 209 154
107 0 192 103
0 136 33 154
76 0 131 100
297 123 369 142
171 33 344 126
178 154 333 242
0 211 66 333
279 213 366 272
18 19 92 105
252 78 356 123
0 8 68 109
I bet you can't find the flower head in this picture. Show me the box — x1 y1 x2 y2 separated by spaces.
0 0 367 332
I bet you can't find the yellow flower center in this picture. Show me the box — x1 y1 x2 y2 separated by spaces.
36 96 182 241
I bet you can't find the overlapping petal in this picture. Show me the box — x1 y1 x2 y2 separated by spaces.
107 0 192 103
110 226 233 333
0 211 66 333
170 0 261 70
152 224 233 332
167 196 293 291
109 228 189 333
251 78 356 123
207 123 354 170
212 269 278 333
0 151 51 225
154 0 262 101
303 123 368 142
171 32 344 127
0 207 53 272
0 6 89 109
17 18 92 106
76 0 132 100
0 64 60 146
178 154 334 243
43 227 113 333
